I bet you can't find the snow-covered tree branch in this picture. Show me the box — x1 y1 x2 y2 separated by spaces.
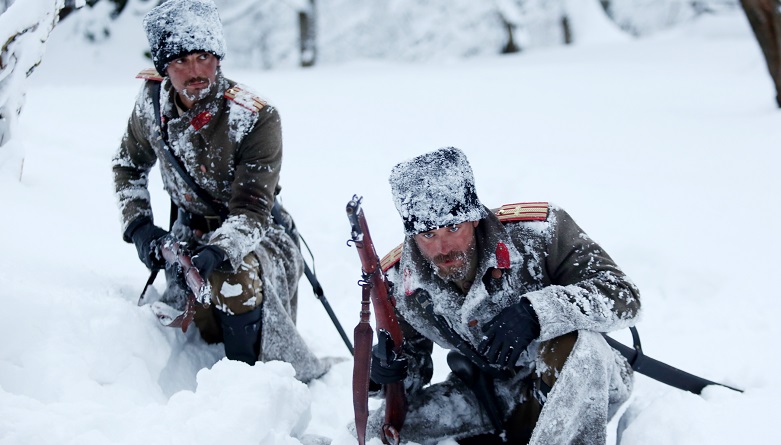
0 0 84 173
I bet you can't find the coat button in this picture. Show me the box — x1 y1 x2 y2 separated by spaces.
468 319 478 328
200 165 207 173
184 193 193 202
491 268 503 279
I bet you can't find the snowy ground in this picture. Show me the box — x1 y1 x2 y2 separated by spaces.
1 10 779 445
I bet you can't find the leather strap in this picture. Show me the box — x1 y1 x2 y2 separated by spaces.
149 82 229 219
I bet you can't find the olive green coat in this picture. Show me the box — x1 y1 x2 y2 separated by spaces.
113 70 281 270
112 71 327 382
366 204 641 444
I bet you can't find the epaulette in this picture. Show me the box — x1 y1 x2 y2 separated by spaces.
494 202 549 222
224 85 266 113
380 243 403 273
136 68 164 82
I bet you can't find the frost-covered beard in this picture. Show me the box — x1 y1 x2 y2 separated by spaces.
424 235 477 282
181 77 215 104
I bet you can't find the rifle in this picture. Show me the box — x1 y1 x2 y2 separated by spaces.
137 238 211 333
346 195 407 445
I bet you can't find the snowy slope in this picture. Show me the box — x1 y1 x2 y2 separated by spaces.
1 10 778 445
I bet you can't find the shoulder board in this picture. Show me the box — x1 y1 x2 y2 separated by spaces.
136 68 163 82
380 243 404 273
224 86 267 113
494 202 549 222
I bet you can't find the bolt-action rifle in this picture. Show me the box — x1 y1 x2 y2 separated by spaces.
346 195 406 445
137 238 211 333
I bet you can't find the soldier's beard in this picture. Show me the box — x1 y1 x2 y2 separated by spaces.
182 77 214 103
427 237 477 282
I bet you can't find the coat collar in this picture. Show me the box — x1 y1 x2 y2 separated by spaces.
160 71 229 139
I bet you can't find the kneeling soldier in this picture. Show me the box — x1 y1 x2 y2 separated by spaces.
112 0 325 382
366 147 641 444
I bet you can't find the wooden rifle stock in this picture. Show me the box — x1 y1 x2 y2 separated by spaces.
347 196 406 445
156 239 212 333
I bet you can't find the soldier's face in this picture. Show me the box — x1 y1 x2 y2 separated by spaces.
414 221 479 282
166 52 220 109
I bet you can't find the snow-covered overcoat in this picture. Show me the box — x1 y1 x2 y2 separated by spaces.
369 203 641 444
112 70 326 382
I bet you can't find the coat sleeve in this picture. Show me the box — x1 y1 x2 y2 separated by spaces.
208 106 283 269
522 207 641 341
112 84 159 240
398 315 435 396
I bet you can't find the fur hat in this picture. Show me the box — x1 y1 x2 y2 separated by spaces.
143 0 227 76
389 147 488 236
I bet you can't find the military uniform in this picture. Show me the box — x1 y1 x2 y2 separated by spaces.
368 202 641 444
113 69 326 382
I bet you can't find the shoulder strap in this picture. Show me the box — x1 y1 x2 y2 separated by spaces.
224 85 267 113
381 243 403 272
149 82 229 219
494 202 549 222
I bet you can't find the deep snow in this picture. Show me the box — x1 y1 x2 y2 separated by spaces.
1 9 779 445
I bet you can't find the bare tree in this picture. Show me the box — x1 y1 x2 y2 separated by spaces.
0 0 84 174
297 0 316 67
740 0 781 106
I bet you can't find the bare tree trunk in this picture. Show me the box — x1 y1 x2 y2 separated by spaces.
740 0 781 107
298 0 316 67
561 14 573 45
498 13 520 54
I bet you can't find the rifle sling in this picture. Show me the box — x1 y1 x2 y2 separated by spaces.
603 329 742 394
150 81 229 220
413 289 741 395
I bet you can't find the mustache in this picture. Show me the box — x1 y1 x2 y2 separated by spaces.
184 77 210 87
433 250 467 265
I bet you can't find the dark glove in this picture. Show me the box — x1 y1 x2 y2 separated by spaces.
128 218 168 271
478 298 540 367
191 245 227 281
370 342 408 385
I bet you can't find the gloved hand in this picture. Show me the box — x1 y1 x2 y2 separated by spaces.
370 343 408 385
129 218 168 271
478 298 540 367
191 245 227 281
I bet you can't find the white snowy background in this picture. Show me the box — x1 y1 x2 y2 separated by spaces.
1 5 779 445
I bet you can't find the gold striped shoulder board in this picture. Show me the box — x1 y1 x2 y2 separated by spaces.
380 243 403 273
224 86 267 113
494 202 549 222
136 68 164 82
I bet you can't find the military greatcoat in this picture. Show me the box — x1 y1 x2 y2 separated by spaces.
112 69 326 382
367 203 641 444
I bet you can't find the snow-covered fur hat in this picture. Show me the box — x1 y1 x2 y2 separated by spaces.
389 147 488 236
143 0 227 76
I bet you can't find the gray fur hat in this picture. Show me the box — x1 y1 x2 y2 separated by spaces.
143 0 227 76
389 147 488 235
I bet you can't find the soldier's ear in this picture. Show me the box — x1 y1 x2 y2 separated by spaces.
472 220 479 229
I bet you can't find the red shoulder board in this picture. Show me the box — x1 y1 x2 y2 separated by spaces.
380 243 403 273
494 202 549 222
225 86 266 113
136 68 164 82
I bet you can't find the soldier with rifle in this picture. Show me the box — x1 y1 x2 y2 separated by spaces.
363 147 641 444
112 0 328 382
